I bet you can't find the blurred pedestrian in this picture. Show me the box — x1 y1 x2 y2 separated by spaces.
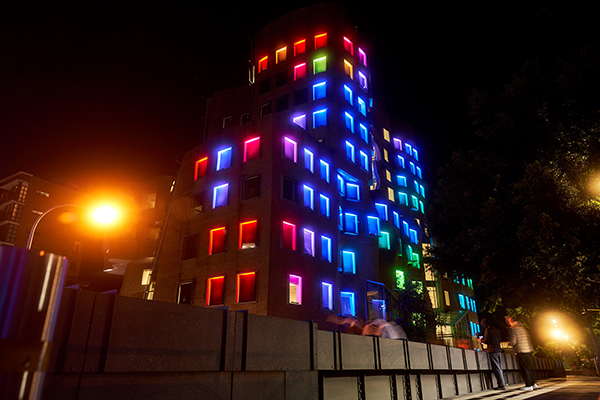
506 315 538 391
480 318 505 390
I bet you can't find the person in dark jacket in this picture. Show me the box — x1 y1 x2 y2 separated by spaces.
480 318 505 390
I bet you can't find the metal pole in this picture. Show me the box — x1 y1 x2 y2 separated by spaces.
26 204 83 250
583 308 600 377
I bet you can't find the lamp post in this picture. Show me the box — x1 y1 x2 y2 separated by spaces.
26 204 118 250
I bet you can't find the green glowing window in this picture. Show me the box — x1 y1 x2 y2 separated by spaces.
313 56 327 74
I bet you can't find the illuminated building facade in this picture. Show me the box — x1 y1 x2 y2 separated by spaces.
145 4 453 331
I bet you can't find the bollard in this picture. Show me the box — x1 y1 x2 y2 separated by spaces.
0 246 68 400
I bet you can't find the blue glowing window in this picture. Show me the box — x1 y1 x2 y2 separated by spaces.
359 151 369 171
358 97 366 116
337 175 345 195
340 291 356 316
393 211 400 228
320 160 330 183
398 156 405 168
344 112 354 133
417 166 422 179
216 147 232 171
320 194 330 217
420 185 425 197
344 85 353 105
321 235 332 262
345 141 355 163
411 195 419 210
359 124 368 143
413 148 419 161
379 231 391 249
303 229 315 256
458 294 465 309
313 81 326 100
341 251 356 274
303 185 314 209
212 183 229 209
402 221 409 237
414 180 419 192
367 216 380 236
313 109 327 128
398 192 408 206
405 143 412 156
409 228 418 244
346 183 360 201
344 213 359 234
397 175 407 187
322 282 333 310
410 162 416 175
375 203 388 220
304 149 314 172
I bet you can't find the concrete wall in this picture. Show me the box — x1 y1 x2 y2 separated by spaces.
42 289 564 400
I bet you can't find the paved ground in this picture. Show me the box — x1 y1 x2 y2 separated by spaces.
444 375 600 400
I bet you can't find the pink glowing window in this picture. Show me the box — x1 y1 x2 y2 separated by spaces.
194 157 208 180
358 48 367 67
209 227 226 255
343 37 354 55
239 220 258 249
282 221 296 250
236 272 256 303
294 63 306 80
294 39 306 56
315 33 327 49
284 137 297 162
244 137 260 162
206 276 225 306
289 275 302 305
258 56 268 73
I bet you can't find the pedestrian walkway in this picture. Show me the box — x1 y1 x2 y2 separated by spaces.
443 376 600 400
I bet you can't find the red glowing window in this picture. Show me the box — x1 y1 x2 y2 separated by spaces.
206 276 225 306
282 221 296 250
209 227 226 255
343 37 354 55
294 39 306 56
258 56 268 73
239 220 258 249
244 137 260 162
315 33 327 49
294 63 306 80
194 157 208 180
236 272 256 303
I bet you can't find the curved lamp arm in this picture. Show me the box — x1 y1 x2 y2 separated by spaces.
26 204 85 250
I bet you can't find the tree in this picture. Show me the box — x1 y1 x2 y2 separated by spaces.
428 42 600 316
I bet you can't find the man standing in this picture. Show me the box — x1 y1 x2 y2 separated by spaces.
480 318 505 390
506 316 538 391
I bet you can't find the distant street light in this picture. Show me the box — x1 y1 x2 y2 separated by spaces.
26 203 120 250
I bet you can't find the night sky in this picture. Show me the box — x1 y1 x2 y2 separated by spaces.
1 2 597 192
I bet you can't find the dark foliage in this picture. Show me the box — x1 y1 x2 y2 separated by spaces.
428 42 600 315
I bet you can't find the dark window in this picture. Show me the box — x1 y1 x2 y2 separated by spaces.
258 78 270 95
177 280 194 305
282 176 297 202
260 102 271 117
182 234 199 260
276 95 288 112
241 113 251 124
275 71 288 87
191 192 204 214
242 175 260 200
293 88 308 106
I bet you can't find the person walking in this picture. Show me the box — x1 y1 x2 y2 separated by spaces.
506 316 538 391
480 318 506 390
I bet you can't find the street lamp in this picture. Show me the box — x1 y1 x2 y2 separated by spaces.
26 203 119 250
